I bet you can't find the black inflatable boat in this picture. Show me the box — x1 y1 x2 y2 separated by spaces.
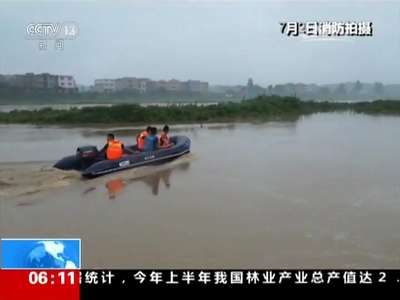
54 135 191 178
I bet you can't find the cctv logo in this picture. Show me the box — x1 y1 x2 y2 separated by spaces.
26 23 61 39
26 22 79 40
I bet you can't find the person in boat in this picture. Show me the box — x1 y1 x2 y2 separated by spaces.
136 126 151 151
143 127 159 152
100 133 125 160
159 125 173 149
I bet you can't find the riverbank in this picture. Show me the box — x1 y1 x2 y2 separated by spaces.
1 95 400 125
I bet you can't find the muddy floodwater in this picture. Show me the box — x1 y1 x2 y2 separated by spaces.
1 112 400 268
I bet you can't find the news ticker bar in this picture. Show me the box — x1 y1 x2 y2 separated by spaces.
2 270 400 286
3 269 400 286
80 270 400 287
0 270 398 299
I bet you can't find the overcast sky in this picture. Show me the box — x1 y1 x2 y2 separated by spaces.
0 0 399 86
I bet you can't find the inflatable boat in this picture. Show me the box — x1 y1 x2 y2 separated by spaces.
54 135 191 178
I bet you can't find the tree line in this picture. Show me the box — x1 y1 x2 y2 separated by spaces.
1 95 400 124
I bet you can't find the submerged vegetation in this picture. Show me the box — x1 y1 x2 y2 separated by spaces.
1 95 400 125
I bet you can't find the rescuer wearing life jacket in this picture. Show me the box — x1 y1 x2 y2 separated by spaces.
136 126 151 151
143 127 159 151
100 133 125 160
159 125 173 149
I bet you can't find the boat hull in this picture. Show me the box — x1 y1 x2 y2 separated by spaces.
54 135 191 178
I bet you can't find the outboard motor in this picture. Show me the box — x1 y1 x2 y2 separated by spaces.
54 145 99 171
76 146 99 168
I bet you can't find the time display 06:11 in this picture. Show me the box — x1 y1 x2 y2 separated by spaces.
28 271 76 285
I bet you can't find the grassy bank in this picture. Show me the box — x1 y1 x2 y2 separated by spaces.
1 96 400 125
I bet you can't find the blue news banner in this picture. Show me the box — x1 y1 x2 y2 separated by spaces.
1 239 81 269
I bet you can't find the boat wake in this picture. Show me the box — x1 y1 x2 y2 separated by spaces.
0 153 196 199
0 161 80 199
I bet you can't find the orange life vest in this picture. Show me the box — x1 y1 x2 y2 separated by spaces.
137 131 148 150
106 140 123 160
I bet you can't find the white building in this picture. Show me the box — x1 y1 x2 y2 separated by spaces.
58 75 77 92
138 79 148 94
115 77 149 94
94 79 116 93
187 80 208 94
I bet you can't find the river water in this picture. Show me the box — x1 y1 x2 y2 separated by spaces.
1 112 400 268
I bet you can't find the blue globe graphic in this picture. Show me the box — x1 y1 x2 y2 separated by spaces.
25 241 78 269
